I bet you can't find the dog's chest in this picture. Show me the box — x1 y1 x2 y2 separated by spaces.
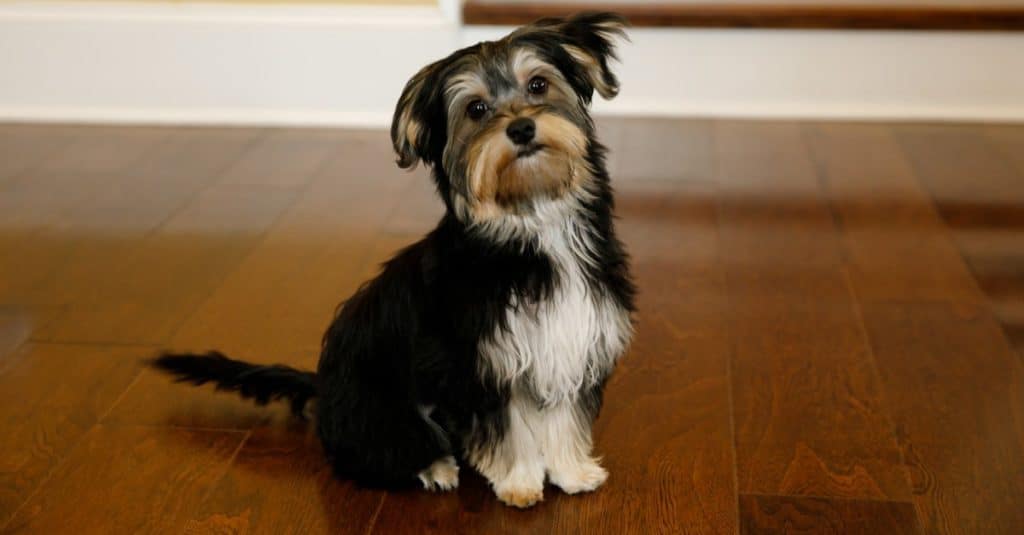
478 226 632 404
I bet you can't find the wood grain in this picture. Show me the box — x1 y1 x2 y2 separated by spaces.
2 425 246 534
603 118 715 182
860 302 1024 533
0 126 171 304
980 125 1024 357
215 128 351 189
739 494 922 534
715 121 844 271
32 184 300 346
19 129 263 339
462 0 1024 30
179 426 385 535
0 307 39 362
716 121 910 500
0 125 82 185
169 132 411 361
802 123 984 304
897 124 1024 360
0 344 146 525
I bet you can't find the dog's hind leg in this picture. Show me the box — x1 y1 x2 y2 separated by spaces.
417 455 459 491
415 405 459 491
318 390 454 489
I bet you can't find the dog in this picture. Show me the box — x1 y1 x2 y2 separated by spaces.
151 12 635 509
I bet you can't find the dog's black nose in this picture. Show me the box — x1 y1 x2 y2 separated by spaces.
506 118 535 146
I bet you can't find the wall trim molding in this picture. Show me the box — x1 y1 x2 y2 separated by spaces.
0 2 451 25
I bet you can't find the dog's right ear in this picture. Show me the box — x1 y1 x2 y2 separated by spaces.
391 60 444 169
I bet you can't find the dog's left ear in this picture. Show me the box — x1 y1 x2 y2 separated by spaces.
535 12 628 101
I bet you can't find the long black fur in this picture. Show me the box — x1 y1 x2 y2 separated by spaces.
148 12 635 492
149 352 317 417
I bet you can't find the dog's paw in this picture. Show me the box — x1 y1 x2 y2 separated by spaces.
494 484 544 509
549 461 608 495
418 456 459 492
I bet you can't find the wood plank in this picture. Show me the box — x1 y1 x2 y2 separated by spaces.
982 125 1024 356
0 127 172 303
104 134 412 429
0 307 41 362
716 121 911 500
986 123 1024 173
30 183 299 345
216 128 351 189
0 124 82 185
178 426 385 535
2 119 1022 533
5 125 169 183
462 0 1024 30
897 124 1024 358
0 344 146 525
802 123 983 303
7 128 259 308
715 121 844 271
372 180 738 533
896 124 1024 227
602 117 715 182
725 269 912 500
739 494 921 534
169 132 412 362
860 302 1024 533
2 425 246 534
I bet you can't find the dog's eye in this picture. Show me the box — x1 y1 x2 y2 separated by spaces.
527 76 548 96
466 100 489 120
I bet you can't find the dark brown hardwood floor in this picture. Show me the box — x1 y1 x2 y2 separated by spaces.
0 118 1022 534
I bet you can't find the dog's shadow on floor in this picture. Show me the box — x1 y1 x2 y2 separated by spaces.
162 416 498 531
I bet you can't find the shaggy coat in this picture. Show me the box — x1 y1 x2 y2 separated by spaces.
152 12 635 509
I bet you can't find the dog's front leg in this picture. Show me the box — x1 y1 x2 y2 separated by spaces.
540 400 608 495
468 392 546 508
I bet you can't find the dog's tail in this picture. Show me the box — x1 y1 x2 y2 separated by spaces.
148 351 317 417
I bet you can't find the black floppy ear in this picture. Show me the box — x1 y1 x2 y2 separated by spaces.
548 12 628 100
391 60 443 169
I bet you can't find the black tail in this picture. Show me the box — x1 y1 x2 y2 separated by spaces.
148 351 317 417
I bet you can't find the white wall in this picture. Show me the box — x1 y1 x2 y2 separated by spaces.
1 2 1023 125
0 2 458 126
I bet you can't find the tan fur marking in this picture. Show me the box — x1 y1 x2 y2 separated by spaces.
463 110 589 221
404 118 421 150
496 487 544 509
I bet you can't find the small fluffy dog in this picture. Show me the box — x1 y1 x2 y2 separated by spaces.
152 12 635 508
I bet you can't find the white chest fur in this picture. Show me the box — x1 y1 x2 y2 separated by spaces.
478 218 632 405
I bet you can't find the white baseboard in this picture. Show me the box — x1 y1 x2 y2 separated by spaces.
2 3 1023 126
0 106 394 128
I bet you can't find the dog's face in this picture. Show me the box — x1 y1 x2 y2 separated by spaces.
391 13 626 223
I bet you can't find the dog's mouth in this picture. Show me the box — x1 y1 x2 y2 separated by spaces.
516 144 545 159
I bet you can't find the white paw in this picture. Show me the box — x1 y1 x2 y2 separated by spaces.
549 461 608 495
494 482 544 508
489 462 546 508
417 455 459 492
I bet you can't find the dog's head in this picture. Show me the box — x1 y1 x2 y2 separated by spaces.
391 12 626 223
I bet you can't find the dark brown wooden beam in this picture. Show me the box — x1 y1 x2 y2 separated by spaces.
462 2 1024 30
